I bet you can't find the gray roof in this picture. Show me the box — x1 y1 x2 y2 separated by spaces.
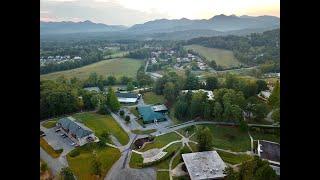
116 92 138 98
182 151 227 180
57 117 93 138
151 104 168 112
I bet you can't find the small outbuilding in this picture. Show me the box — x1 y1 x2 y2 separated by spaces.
115 92 140 104
137 105 166 124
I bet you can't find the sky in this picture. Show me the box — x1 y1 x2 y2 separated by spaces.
40 0 280 26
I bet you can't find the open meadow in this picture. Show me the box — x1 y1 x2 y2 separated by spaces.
40 58 144 80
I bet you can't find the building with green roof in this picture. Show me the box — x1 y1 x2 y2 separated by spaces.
137 105 167 124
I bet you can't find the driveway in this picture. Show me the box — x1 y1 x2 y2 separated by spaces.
40 147 65 175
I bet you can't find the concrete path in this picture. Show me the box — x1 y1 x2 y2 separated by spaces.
40 147 65 175
110 135 122 147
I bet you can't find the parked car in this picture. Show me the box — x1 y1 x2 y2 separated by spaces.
40 131 46 137
62 135 68 138
70 142 76 146
55 128 61 132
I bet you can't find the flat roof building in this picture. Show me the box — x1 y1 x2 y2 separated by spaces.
182 151 227 180
258 140 280 165
115 92 140 104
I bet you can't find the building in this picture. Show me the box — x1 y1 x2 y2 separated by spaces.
115 92 140 104
181 89 214 100
257 140 280 175
137 105 167 124
258 90 271 101
151 104 168 113
56 117 98 146
182 151 227 180
83 87 101 92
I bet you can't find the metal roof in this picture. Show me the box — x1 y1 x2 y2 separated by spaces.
57 117 93 138
137 106 166 123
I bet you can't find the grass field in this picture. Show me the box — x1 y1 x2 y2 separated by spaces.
72 112 129 145
41 58 144 80
217 150 253 165
129 152 143 169
130 107 139 117
139 132 181 152
42 118 58 129
185 45 241 68
191 125 251 152
40 138 62 158
131 129 157 135
250 131 280 143
157 171 170 180
67 145 120 180
142 92 165 105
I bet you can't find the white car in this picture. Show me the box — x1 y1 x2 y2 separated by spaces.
70 142 76 146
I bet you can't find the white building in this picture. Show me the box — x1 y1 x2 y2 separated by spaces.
182 151 227 180
181 89 214 100
115 92 140 103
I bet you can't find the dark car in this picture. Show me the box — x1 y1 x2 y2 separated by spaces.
40 130 46 137
55 128 61 132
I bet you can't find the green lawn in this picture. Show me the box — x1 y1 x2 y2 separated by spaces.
67 145 121 180
129 107 140 117
171 146 191 169
157 171 170 180
192 125 251 152
250 130 280 143
40 138 62 158
217 150 253 165
142 92 165 105
185 45 241 68
129 152 143 169
131 129 157 135
72 112 129 145
42 118 58 129
41 58 144 80
155 142 182 169
139 132 181 152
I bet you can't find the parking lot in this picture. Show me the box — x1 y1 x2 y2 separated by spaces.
40 125 75 155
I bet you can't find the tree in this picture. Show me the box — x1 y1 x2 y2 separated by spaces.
272 108 280 122
91 156 102 177
88 72 98 86
203 102 213 120
174 100 189 120
224 167 239 180
269 81 280 108
190 92 206 118
196 126 213 151
107 75 116 85
253 103 269 121
205 76 218 90
209 60 217 69
185 73 199 90
163 82 178 104
256 80 268 92
125 115 130 122
60 167 75 180
213 102 223 120
126 82 134 91
40 162 48 173
107 87 121 112
119 110 125 116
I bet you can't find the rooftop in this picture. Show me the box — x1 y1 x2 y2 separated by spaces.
57 117 93 138
137 105 166 123
151 104 168 112
115 92 139 98
181 89 214 100
182 151 227 180
258 140 280 163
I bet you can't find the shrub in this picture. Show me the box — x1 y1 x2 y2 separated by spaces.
125 115 130 122
41 162 48 173
120 110 125 116
60 167 75 180
69 149 80 157
56 149 63 154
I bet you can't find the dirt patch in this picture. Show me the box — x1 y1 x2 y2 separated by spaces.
133 137 154 149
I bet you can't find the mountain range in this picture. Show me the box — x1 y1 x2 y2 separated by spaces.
40 14 280 40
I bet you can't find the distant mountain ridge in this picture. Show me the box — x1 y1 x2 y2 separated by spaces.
40 14 280 40
40 20 127 34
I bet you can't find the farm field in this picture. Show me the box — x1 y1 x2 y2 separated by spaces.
40 58 144 80
72 112 129 145
67 145 121 180
185 45 241 68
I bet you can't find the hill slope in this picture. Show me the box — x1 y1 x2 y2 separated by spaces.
40 58 143 80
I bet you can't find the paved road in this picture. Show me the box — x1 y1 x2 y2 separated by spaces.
40 147 65 175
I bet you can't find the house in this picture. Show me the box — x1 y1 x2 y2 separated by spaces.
182 151 227 180
258 90 271 101
137 105 167 124
83 87 101 93
56 117 98 146
181 89 214 100
115 92 140 104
